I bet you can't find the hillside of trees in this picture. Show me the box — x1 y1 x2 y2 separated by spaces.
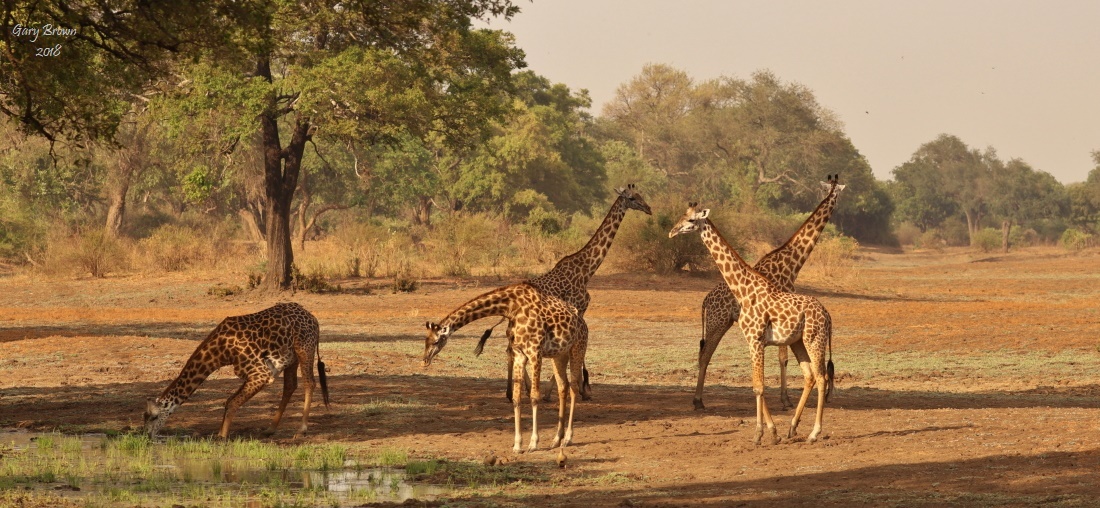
3 2 1099 286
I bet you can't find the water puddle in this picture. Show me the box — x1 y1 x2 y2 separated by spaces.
1 430 452 506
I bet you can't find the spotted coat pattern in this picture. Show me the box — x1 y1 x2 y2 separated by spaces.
143 302 327 439
695 176 845 410
670 206 834 445
423 283 583 459
494 184 651 401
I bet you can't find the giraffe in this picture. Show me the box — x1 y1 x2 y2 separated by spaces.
694 175 846 410
143 302 329 439
670 204 834 445
477 184 652 402
424 282 583 464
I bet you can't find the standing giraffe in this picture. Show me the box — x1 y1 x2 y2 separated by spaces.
695 175 846 410
477 184 652 401
670 204 834 445
424 283 583 464
143 302 329 439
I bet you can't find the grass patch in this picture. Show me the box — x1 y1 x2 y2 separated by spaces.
0 433 422 507
406 459 549 488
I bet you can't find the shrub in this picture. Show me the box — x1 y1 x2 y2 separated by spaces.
425 213 497 277
894 223 922 246
138 223 234 272
74 229 128 277
913 229 945 250
1060 228 1096 251
806 234 860 277
972 228 1002 253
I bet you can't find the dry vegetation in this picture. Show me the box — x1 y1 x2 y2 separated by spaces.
2 244 1100 506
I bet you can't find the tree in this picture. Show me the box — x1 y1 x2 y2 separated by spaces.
3 1 525 290
451 71 607 222
1067 152 1100 232
988 158 1068 251
891 134 988 244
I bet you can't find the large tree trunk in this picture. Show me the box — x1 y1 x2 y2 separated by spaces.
1001 220 1011 253
238 208 266 246
413 195 433 227
104 180 130 237
964 209 978 246
258 57 311 291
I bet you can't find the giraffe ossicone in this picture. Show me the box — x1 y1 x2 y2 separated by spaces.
425 283 583 461
693 174 846 411
670 204 835 445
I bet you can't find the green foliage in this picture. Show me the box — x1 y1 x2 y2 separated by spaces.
972 228 1002 253
1060 228 1096 251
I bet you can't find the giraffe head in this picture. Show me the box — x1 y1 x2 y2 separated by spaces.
143 398 177 437
422 321 452 367
819 174 847 194
616 184 653 215
667 202 710 238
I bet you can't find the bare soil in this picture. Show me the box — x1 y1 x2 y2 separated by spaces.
3 246 1100 506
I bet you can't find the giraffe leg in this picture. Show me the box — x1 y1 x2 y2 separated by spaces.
271 361 299 431
527 356 542 452
220 375 268 439
294 347 317 439
564 349 583 446
511 354 526 454
576 319 591 401
750 341 778 446
550 357 569 448
779 345 793 409
694 317 731 410
786 341 815 439
806 330 829 444
505 324 516 401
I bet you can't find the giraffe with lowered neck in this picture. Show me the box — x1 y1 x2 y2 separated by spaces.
477 184 652 401
424 283 583 465
143 302 329 439
695 175 846 410
670 204 834 445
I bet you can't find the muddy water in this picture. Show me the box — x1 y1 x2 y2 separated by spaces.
2 430 451 504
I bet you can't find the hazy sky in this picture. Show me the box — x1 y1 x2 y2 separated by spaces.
481 0 1100 183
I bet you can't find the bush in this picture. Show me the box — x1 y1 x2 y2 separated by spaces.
806 234 860 277
1060 228 1096 251
894 223 922 246
425 213 497 277
913 229 945 250
941 219 970 247
140 224 218 272
39 228 128 277
972 228 1002 253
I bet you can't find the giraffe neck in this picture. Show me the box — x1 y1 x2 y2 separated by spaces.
699 219 772 303
550 197 628 286
442 285 525 332
157 337 228 407
755 187 840 289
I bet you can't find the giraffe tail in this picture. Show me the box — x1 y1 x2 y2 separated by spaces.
473 317 506 357
825 331 835 402
317 353 330 408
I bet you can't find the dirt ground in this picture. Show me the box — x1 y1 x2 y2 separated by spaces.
2 246 1100 506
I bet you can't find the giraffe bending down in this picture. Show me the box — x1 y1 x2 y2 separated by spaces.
477 184 652 402
670 204 834 445
695 175 846 410
143 302 329 439
425 283 582 463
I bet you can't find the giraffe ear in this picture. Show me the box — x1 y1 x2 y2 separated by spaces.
695 209 711 220
615 186 627 196
835 183 847 192
440 325 451 335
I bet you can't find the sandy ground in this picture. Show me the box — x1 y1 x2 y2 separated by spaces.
2 246 1100 506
